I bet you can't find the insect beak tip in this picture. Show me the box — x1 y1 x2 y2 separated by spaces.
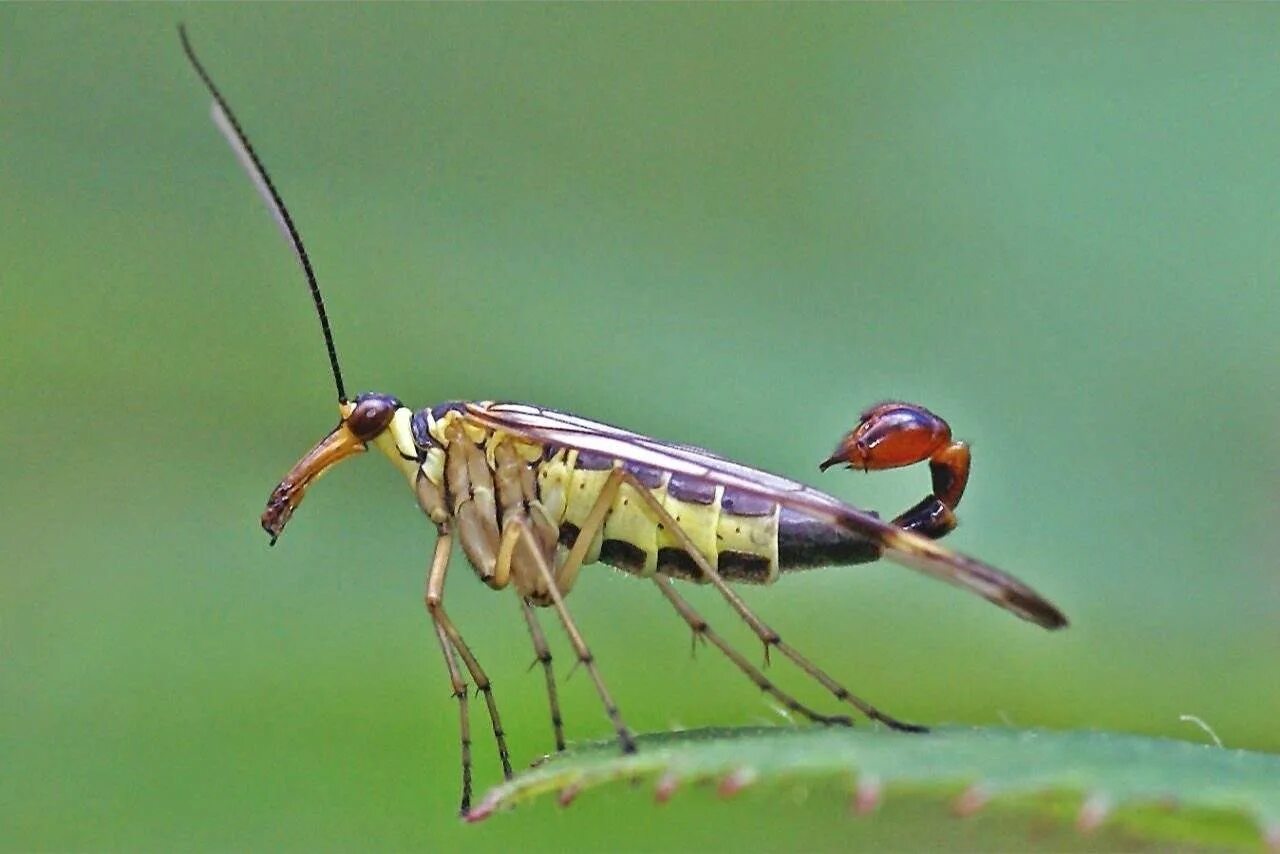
261 514 284 546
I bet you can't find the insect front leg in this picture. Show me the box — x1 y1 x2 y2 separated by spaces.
433 629 473 813
423 527 514 811
821 402 972 540
422 533 475 814
619 469 926 733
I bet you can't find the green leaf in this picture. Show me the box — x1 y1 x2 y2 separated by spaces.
468 726 1280 850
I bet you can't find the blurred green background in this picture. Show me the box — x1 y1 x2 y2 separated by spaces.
4 4 1279 851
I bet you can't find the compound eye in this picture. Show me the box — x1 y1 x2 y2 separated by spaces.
346 396 396 442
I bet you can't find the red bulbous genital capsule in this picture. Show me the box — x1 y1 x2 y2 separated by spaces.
820 402 952 472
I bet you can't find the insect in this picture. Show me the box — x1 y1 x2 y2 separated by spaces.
180 27 1068 817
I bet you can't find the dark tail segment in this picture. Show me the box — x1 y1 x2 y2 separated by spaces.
777 507 882 572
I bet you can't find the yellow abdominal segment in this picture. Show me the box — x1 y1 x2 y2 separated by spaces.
603 475 666 574
562 455 613 563
537 451 781 582
656 484 722 567
718 503 781 583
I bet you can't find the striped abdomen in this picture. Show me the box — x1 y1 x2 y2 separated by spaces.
535 448 882 585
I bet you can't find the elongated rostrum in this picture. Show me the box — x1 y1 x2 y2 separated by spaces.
181 26 1068 817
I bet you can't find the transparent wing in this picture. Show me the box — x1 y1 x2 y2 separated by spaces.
464 401 1067 630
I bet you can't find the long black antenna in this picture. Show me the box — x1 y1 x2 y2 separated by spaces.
178 24 348 403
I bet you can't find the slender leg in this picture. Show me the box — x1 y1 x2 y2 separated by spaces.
502 470 637 754
620 470 926 733
424 534 474 815
519 596 566 752
652 576 852 726
437 628 474 816
424 530 515 797
515 517 636 753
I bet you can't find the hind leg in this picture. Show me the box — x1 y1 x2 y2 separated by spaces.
620 469 926 732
